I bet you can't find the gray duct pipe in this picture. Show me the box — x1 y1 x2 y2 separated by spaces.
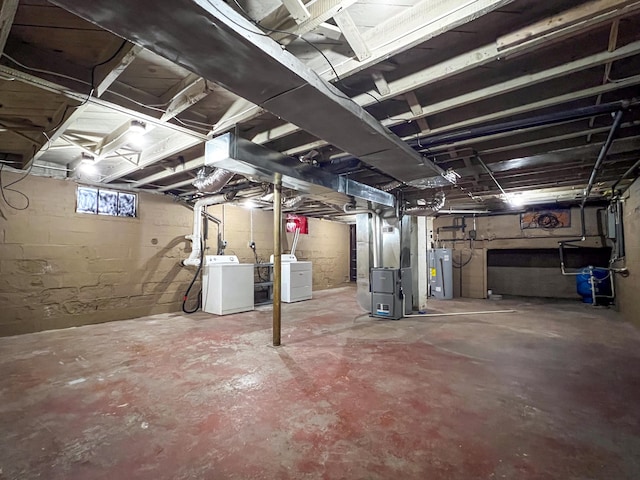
192 168 235 193
405 192 446 216
284 195 305 209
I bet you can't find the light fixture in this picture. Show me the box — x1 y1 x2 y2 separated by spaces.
127 120 147 148
129 120 147 134
243 200 257 209
97 119 149 157
77 152 98 175
508 193 526 207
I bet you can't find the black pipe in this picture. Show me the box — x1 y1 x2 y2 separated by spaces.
559 110 625 273
476 154 507 198
582 110 625 208
611 158 640 196
413 100 633 149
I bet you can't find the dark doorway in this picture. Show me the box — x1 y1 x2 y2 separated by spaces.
349 224 357 282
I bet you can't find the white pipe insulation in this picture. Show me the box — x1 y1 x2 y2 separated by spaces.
182 194 226 267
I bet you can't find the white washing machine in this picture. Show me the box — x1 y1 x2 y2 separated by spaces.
202 255 254 315
270 254 312 303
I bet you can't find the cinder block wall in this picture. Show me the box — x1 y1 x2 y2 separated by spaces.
617 178 640 326
433 207 604 299
0 173 349 336
205 204 350 290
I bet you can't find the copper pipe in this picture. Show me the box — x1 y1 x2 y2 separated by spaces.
273 173 282 347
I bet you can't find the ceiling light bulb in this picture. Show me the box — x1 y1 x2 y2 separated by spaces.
127 120 148 149
80 153 95 162
78 162 98 176
508 194 525 207
129 120 147 134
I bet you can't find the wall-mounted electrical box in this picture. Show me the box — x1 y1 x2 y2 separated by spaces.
429 248 453 299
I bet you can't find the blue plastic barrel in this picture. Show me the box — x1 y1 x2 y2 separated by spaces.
576 267 612 303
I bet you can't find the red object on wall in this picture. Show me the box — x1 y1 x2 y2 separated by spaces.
286 214 308 234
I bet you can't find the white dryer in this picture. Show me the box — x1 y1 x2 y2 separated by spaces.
270 254 312 303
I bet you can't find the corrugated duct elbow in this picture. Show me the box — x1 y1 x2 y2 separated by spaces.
404 191 446 216
192 168 235 193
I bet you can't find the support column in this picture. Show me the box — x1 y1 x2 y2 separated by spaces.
426 216 434 301
273 173 282 346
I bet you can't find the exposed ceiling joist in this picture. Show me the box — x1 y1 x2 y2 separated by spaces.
159 74 211 122
28 44 144 166
402 75 640 146
480 125 640 157
0 64 206 139
497 0 640 50
371 71 390 96
252 0 640 147
311 0 516 81
380 41 640 126
32 103 86 164
132 155 205 187
280 0 311 24
49 0 445 183
283 40 640 155
0 40 207 135
94 44 144 97
333 10 370 61
316 22 342 40
100 132 203 183
0 0 18 55
404 92 423 117
157 177 197 192
271 0 359 43
212 97 263 135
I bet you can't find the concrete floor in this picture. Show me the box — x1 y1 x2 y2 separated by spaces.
1 286 640 479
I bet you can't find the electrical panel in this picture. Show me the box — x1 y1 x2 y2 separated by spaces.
429 248 453 299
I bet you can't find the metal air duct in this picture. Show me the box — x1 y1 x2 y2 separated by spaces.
405 192 446 216
49 0 447 184
205 132 395 208
192 168 235 193
284 195 306 210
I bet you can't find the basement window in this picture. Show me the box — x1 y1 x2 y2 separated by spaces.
76 186 137 217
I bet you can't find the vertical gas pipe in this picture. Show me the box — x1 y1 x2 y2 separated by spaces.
273 173 282 346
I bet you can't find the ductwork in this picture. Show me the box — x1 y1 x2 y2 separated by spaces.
378 181 402 192
205 132 395 207
192 168 235 193
49 0 448 184
344 203 382 270
182 194 226 267
404 192 446 216
284 195 305 209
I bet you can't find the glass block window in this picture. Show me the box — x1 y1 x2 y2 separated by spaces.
76 186 137 218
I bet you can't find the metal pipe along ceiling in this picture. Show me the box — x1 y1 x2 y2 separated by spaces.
49 0 446 184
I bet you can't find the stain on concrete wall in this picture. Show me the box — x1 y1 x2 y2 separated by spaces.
0 173 349 336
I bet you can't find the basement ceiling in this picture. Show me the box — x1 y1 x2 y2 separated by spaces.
0 0 639 218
